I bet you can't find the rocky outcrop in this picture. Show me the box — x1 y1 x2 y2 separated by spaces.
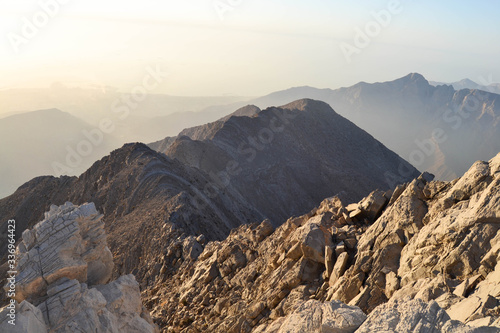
143 195 368 332
14 202 113 303
0 301 47 333
0 203 157 333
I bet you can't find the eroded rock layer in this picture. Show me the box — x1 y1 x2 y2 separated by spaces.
0 203 158 333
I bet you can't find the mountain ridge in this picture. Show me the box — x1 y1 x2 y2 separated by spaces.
198 73 500 180
1 99 418 303
152 98 419 223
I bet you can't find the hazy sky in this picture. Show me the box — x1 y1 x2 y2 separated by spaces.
1 0 499 96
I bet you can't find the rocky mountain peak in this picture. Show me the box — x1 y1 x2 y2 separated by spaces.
279 98 333 113
220 105 261 121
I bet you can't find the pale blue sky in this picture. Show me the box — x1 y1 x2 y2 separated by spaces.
1 0 499 95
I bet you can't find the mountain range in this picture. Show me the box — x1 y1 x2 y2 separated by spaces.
2 76 500 331
0 99 418 301
0 109 120 198
206 73 500 180
430 78 500 94
3 73 499 199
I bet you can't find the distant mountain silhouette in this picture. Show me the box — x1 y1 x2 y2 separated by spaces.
204 73 500 180
0 109 120 198
430 78 500 94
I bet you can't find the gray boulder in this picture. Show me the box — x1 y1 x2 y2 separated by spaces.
355 297 499 333
263 299 366 333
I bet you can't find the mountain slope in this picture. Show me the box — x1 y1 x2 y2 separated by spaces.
0 142 263 291
151 99 419 223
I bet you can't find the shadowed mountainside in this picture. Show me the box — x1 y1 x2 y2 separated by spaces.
151 99 419 223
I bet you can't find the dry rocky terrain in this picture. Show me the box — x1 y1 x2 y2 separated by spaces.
2 152 500 332
138 152 500 332
0 99 417 300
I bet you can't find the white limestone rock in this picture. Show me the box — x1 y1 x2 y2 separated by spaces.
13 202 113 302
266 299 366 333
355 297 499 333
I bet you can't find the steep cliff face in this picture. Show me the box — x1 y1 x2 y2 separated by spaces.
0 202 158 333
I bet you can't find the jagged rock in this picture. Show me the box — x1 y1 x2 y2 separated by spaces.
385 271 400 298
329 252 349 286
356 297 499 333
291 218 333 264
13 202 113 303
36 275 156 333
262 299 366 333
329 175 429 312
357 189 388 221
398 155 500 290
2 203 157 333
453 275 482 297
325 246 334 279
447 295 497 324
182 236 203 261
246 301 266 319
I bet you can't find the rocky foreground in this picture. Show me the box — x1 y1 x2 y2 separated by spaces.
2 152 500 332
140 152 500 332
0 202 158 332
